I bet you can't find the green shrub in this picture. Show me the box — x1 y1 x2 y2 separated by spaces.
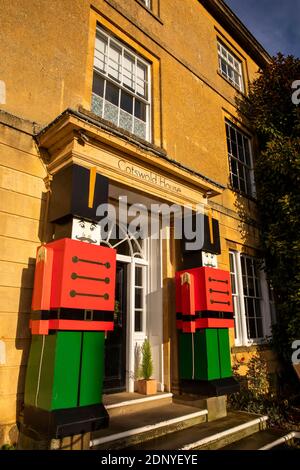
229 355 294 427
140 338 153 380
1 444 16 450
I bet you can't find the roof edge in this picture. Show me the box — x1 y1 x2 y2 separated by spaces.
199 0 271 67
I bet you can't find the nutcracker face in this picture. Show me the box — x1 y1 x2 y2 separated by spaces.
202 251 218 268
71 217 101 244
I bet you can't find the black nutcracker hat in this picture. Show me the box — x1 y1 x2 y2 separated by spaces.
179 210 221 270
49 164 109 223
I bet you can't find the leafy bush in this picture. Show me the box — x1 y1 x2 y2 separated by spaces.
237 54 300 364
229 355 294 427
1 444 16 450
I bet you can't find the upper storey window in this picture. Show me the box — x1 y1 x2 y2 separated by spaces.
226 121 254 197
92 26 151 141
218 41 244 92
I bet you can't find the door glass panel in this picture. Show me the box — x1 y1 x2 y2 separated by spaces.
135 310 142 332
135 266 143 286
135 288 142 309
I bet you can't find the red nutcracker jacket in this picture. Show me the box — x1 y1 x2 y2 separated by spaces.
30 238 116 334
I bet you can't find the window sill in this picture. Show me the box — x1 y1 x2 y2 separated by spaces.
79 105 166 155
135 0 163 25
217 70 246 97
227 184 257 204
231 342 272 354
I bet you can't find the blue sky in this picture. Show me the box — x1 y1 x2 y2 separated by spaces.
225 0 300 57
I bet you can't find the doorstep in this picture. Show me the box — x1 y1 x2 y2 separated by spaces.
103 392 173 417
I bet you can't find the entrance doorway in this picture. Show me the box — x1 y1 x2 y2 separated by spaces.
99 209 163 393
103 262 127 393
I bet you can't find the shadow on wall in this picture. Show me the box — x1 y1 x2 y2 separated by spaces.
13 190 50 443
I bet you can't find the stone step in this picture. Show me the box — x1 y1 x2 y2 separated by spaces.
221 429 297 450
126 411 268 450
90 402 208 450
103 392 173 417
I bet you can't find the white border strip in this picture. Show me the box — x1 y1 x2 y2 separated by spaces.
90 409 208 447
105 393 173 410
180 416 268 450
259 431 299 450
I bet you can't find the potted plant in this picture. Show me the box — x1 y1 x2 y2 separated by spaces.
136 338 157 395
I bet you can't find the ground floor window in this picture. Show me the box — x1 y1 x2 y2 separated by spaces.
229 250 273 346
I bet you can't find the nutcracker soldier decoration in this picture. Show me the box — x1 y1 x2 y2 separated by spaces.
176 211 239 396
22 164 117 441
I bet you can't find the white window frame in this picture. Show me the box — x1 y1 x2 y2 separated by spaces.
226 120 256 197
133 264 147 335
218 41 244 92
229 250 272 346
92 25 152 141
139 0 152 8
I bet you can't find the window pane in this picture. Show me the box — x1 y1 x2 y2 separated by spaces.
135 310 142 332
92 74 104 97
238 162 245 180
135 100 146 121
244 137 251 165
134 118 147 140
237 132 244 161
123 52 135 90
232 174 239 190
221 60 227 75
121 90 133 114
108 43 121 81
230 158 238 176
135 288 142 309
239 178 246 193
234 71 240 88
227 66 234 81
242 275 248 296
105 81 119 106
140 0 151 7
231 139 238 158
229 252 234 272
104 101 118 125
246 257 253 277
246 170 252 196
94 34 107 71
91 94 103 117
135 266 143 286
248 275 255 297
119 110 133 133
137 62 147 98
256 317 263 339
231 274 236 294
255 277 260 297
248 317 256 339
225 123 230 138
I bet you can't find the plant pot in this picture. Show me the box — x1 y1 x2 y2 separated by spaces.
136 379 157 395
